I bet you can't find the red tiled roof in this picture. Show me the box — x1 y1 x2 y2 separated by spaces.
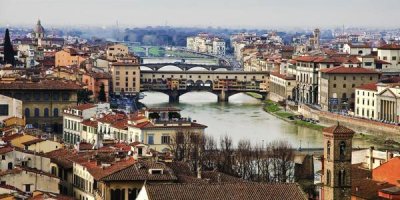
82 157 135 180
270 72 296 80
0 146 13 154
111 119 128 130
378 43 400 50
97 113 127 124
2 133 23 142
72 104 96 111
356 83 378 91
0 80 81 90
82 119 98 128
144 182 307 200
45 148 76 169
323 124 355 135
319 66 379 74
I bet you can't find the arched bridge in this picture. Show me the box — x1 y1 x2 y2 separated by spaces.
140 71 269 102
139 63 232 71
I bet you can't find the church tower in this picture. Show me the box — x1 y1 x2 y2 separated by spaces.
322 123 354 200
313 28 320 49
34 19 45 46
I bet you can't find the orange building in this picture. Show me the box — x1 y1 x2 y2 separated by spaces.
82 72 111 102
372 157 400 199
55 47 88 67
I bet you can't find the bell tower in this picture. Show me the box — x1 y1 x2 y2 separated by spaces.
322 123 354 200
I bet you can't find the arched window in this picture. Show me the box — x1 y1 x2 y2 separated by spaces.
340 141 346 158
53 108 59 117
44 108 49 117
326 170 331 186
327 141 331 160
51 166 57 176
7 162 13 170
24 108 30 118
34 108 40 117
338 170 346 186
358 50 363 55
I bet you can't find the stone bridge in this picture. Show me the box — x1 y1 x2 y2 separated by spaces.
140 71 269 102
139 63 232 71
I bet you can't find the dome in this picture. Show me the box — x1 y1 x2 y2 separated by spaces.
34 20 45 34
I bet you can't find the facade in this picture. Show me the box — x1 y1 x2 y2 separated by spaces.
377 43 400 72
0 94 23 122
322 124 355 200
106 44 129 61
355 83 378 119
342 43 371 56
0 79 81 133
110 58 141 95
318 66 380 112
376 83 400 123
186 34 226 56
55 48 88 67
82 72 111 102
269 72 296 102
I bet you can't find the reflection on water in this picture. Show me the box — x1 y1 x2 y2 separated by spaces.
140 91 373 148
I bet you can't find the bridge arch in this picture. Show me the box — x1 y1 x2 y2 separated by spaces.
187 67 209 71
140 66 153 71
158 65 183 71
195 80 204 86
214 68 228 71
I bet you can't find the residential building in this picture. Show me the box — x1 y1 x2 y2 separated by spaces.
355 83 378 119
377 43 400 72
0 79 81 133
322 124 355 200
318 66 380 112
110 57 141 95
82 72 111 102
376 83 400 123
0 94 22 122
269 72 296 102
186 33 226 56
352 147 398 170
342 43 372 56
106 44 129 61
137 182 307 200
55 48 88 67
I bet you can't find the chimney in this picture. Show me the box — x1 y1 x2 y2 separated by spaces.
369 146 374 170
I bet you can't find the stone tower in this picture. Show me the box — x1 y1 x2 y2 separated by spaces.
34 19 45 46
313 28 320 49
322 123 354 200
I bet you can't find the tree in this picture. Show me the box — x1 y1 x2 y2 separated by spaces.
3 29 15 66
77 89 93 104
98 83 107 102
168 112 181 119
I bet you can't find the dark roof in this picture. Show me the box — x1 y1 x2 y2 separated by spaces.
0 80 81 90
144 182 307 200
323 124 355 135
101 161 177 182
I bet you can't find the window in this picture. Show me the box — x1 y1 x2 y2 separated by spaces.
53 93 59 101
148 134 154 145
125 71 128 75
44 108 49 117
383 56 387 60
338 170 346 186
343 84 346 88
333 84 336 88
25 184 31 192
352 84 355 88
0 105 9 116
43 93 50 101
34 108 40 117
370 76 373 81
334 76 336 80
326 170 331 186
161 135 170 144
54 108 59 117
116 71 120 75
392 56 396 61
1 155 5 160
62 93 69 101
34 93 40 101
339 141 346 158
327 141 331 160
353 76 356 80
344 76 346 80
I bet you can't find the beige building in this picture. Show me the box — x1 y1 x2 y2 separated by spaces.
55 48 88 67
0 94 23 122
110 57 141 95
269 72 296 102
377 43 400 72
106 44 129 61
355 83 378 119
186 33 226 56
318 66 380 112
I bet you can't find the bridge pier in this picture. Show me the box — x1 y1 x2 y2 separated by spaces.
168 90 180 103
217 90 229 102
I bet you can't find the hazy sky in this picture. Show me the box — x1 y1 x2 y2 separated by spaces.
1 0 400 28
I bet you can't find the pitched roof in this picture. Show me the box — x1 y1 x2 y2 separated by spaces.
270 72 296 80
0 146 14 154
319 66 379 74
0 80 81 90
22 138 45 146
356 83 378 91
45 148 76 169
82 119 98 128
323 124 355 135
378 43 400 50
144 182 307 200
100 160 177 182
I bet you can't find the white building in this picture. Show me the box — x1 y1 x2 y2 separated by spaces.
355 83 378 119
187 34 226 56
0 94 23 122
343 43 372 56
377 43 400 72
376 83 400 123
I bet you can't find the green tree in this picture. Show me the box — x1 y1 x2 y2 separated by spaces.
148 112 160 119
98 83 107 102
168 112 181 119
77 89 93 104
3 29 15 66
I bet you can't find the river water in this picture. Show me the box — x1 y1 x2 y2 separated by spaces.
140 91 374 148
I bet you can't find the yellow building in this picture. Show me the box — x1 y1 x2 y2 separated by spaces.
106 44 129 61
55 48 88 67
111 57 141 95
0 79 81 133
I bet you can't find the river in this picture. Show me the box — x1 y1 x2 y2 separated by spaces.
139 91 374 148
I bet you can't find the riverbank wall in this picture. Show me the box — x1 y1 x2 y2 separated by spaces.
298 104 400 135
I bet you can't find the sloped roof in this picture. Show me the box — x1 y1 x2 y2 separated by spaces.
323 124 355 135
319 66 379 74
144 182 307 200
356 83 378 91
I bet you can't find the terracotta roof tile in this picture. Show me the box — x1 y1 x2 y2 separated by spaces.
356 83 378 91
0 80 81 90
323 124 355 135
378 43 400 50
319 66 379 74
